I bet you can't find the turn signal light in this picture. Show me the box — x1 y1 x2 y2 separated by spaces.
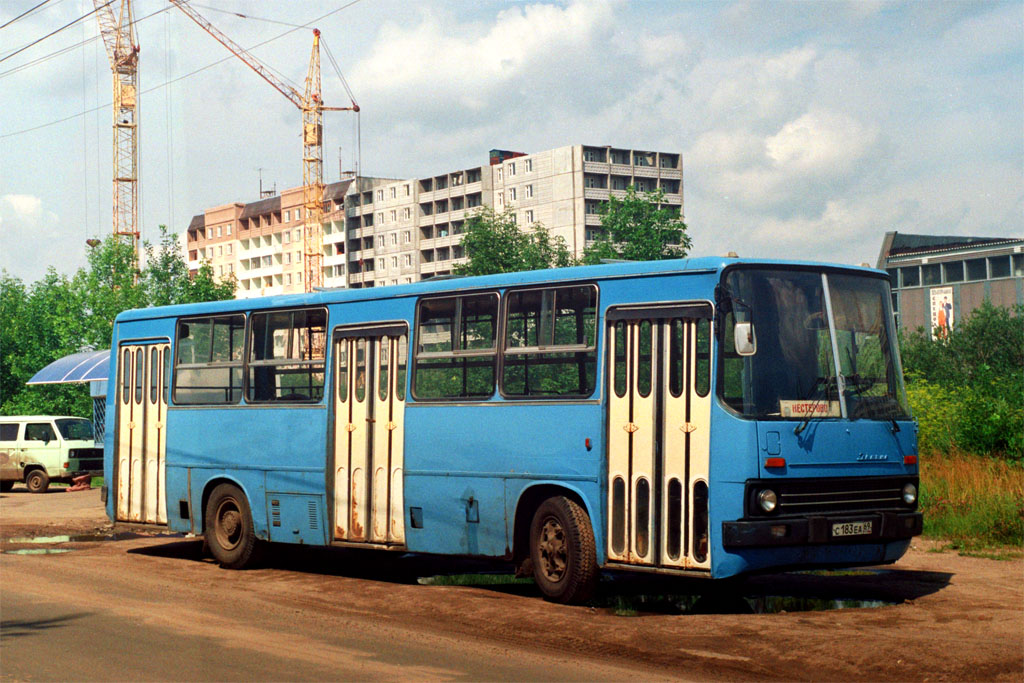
765 457 786 468
904 455 918 465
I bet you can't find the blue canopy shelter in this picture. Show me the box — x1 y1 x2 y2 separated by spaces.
27 350 110 444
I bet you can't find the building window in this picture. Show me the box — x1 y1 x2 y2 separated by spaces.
403 254 411 267
497 194 504 207
295 229 301 242
525 159 532 172
921 263 941 286
376 189 384 201
965 258 987 280
508 187 517 202
497 167 503 181
378 235 385 248
226 244 232 255
403 231 411 244
525 210 534 224
404 184 410 196
286 273 292 285
390 210 397 222
525 184 533 198
900 266 920 287
284 231 290 244
391 256 398 269
284 210 290 222
390 187 396 199
390 232 398 246
377 258 385 271
943 261 964 283
989 255 1011 278
1013 254 1024 277
508 162 516 177
226 225 231 235
217 246 223 256
285 252 291 265
377 212 384 224
510 213 517 224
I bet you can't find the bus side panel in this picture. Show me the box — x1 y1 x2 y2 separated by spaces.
403 403 602 558
708 409 760 579
165 406 329 543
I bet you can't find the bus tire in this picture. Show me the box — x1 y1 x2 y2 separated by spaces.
529 496 598 604
205 483 259 569
0 480 14 492
25 469 49 494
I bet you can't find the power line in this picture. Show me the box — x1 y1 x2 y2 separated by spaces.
0 0 113 64
1 0 366 140
0 0 53 31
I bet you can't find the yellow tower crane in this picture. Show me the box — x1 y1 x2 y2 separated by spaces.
94 0 141 269
170 0 359 292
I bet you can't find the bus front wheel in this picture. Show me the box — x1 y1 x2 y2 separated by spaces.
529 496 598 604
205 483 259 569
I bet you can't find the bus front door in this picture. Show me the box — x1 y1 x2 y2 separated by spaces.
115 342 171 524
606 308 712 571
331 327 408 546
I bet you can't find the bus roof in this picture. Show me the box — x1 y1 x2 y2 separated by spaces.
115 256 884 323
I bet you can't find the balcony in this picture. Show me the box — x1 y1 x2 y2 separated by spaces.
583 161 609 175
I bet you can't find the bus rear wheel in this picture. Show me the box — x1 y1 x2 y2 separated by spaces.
25 469 49 494
529 496 598 604
205 483 259 569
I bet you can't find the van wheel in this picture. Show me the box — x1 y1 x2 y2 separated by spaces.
529 496 598 604
205 483 259 569
25 470 49 494
0 480 14 492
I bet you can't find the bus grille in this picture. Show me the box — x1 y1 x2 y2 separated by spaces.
745 476 916 517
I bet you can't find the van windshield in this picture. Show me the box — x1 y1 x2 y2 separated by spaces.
55 418 94 441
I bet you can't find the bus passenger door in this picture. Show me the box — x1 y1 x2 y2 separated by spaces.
115 342 170 524
605 306 712 571
332 326 408 546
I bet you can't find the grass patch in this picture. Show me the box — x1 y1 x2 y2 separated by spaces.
417 573 533 587
920 451 1024 551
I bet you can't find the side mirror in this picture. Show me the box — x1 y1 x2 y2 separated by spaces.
734 321 757 356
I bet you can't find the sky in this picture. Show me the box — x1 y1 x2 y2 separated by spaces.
1 0 1022 283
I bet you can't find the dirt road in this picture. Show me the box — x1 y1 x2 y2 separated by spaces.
2 487 1021 681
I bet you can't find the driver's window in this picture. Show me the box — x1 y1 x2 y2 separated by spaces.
25 423 56 443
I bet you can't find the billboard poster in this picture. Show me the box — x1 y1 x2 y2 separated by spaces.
930 286 954 339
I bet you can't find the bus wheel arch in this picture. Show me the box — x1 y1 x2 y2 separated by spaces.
512 484 598 603
202 480 261 569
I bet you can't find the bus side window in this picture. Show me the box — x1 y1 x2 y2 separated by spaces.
174 314 245 405
413 293 498 399
247 308 327 403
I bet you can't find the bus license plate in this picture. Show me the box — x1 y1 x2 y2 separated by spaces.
832 521 872 537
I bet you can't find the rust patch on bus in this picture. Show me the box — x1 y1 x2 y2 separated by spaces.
336 525 345 539
351 496 364 540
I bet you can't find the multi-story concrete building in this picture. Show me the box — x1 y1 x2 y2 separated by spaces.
184 144 683 297
876 231 1023 334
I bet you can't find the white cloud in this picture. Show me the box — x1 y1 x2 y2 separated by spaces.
2 194 43 218
765 109 878 174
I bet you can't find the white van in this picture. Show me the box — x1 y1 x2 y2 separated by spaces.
0 416 103 493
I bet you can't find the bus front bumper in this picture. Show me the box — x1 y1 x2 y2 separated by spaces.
722 511 922 548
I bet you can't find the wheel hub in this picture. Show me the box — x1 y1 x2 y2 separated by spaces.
538 518 567 581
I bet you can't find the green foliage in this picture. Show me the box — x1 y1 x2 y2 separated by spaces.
454 208 575 276
901 302 1024 460
581 186 691 264
1 226 235 417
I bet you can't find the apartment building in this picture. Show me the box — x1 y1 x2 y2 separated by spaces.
184 144 683 296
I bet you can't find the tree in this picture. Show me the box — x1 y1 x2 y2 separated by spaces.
1 227 236 417
455 208 575 276
581 186 691 264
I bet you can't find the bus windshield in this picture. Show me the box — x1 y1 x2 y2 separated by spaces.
55 418 94 441
719 268 910 421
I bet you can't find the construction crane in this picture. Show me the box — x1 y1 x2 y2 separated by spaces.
94 0 141 271
170 0 359 292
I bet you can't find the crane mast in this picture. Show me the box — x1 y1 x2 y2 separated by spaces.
170 0 358 293
94 0 140 269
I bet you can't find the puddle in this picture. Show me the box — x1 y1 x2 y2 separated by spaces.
416 572 896 615
7 532 180 544
5 548 73 555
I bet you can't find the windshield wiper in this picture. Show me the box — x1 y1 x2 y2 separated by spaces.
794 375 834 435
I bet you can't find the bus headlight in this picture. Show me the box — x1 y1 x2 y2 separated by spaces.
902 483 917 505
758 489 778 513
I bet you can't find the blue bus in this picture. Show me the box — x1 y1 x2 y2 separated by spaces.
103 257 921 603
